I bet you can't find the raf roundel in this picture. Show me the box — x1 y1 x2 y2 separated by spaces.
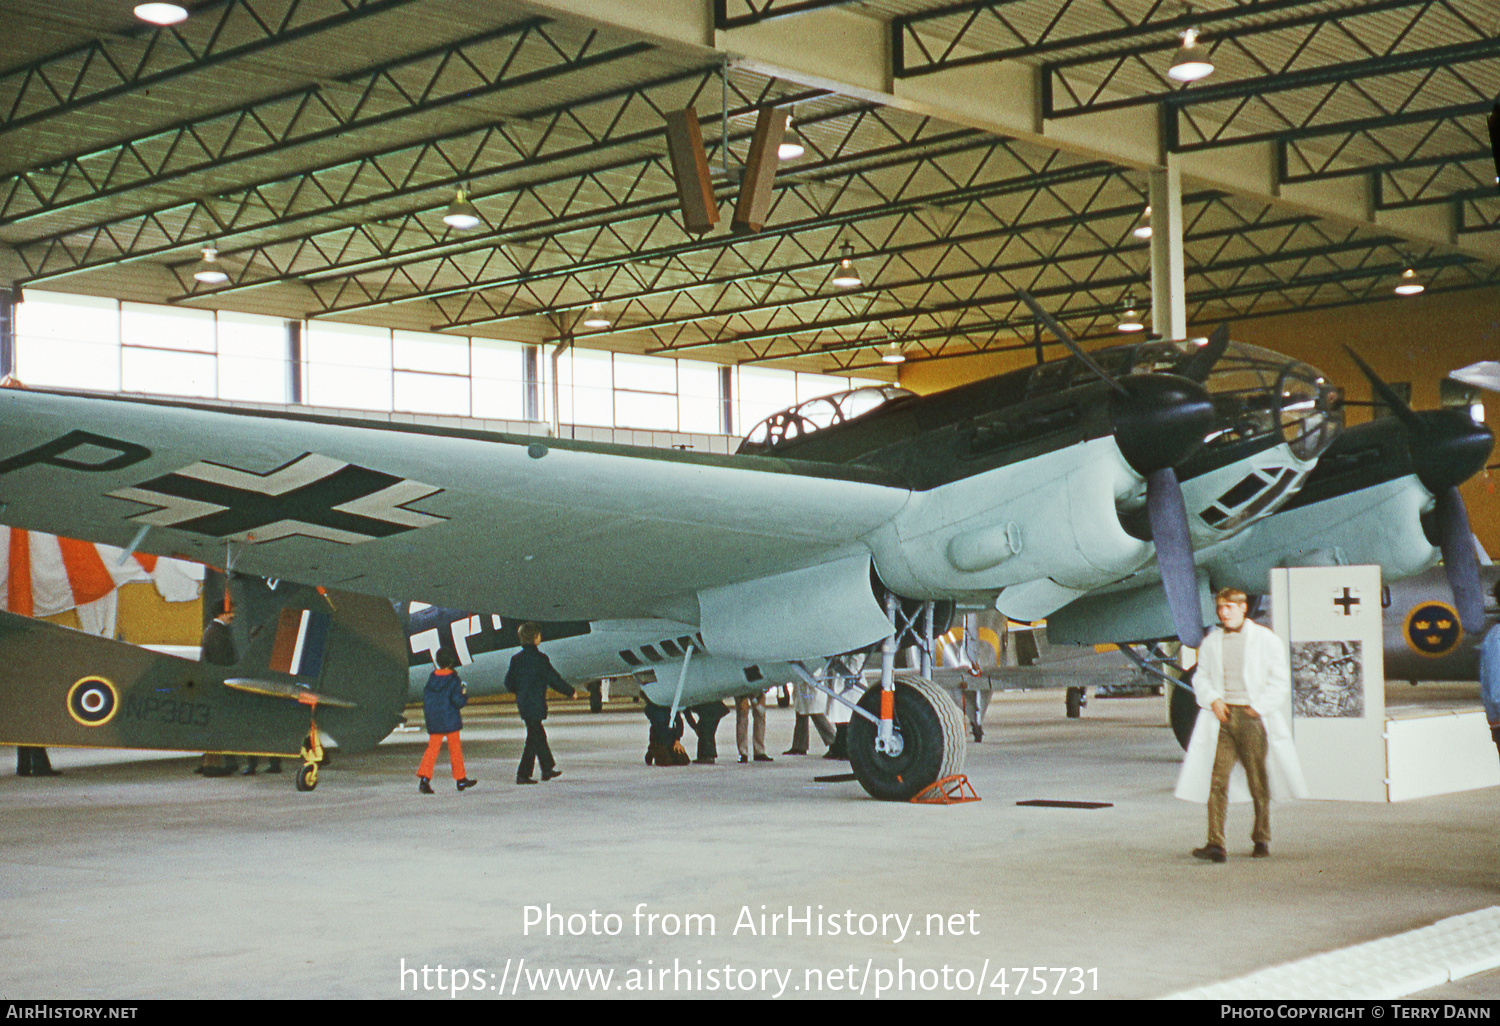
67 676 120 727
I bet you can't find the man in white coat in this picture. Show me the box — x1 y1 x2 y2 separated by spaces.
1176 587 1307 862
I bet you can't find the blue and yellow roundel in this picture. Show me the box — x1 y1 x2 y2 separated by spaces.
66 676 119 727
1403 601 1463 658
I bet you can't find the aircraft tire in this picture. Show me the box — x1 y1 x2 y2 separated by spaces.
848 674 966 802
1168 667 1198 750
295 764 318 792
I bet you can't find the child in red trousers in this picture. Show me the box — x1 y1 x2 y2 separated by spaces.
418 646 477 793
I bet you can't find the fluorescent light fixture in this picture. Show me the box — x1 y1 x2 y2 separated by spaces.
1168 27 1214 83
193 247 229 284
880 342 905 364
134 3 188 25
443 186 481 230
831 242 861 288
1394 267 1425 295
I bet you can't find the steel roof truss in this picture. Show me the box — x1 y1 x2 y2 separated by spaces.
0 18 657 226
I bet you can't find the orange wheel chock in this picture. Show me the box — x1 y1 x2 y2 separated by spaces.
909 774 980 805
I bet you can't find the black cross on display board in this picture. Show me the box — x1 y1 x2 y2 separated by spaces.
1333 587 1360 615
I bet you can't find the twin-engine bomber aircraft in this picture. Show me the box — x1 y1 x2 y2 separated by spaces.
0 306 1488 800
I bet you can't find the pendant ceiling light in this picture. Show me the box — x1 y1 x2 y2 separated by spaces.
193 247 229 284
1117 297 1145 332
880 342 905 364
582 295 611 329
1133 205 1153 239
442 186 481 230
777 110 805 161
831 242 861 288
1168 27 1214 83
1393 267 1425 296
134 3 188 25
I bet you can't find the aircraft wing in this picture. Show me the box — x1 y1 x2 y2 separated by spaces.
0 388 910 619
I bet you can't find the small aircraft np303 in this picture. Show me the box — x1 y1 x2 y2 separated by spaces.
0 294 1489 800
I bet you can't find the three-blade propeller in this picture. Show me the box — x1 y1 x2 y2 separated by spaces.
1016 292 1220 647
1344 346 1495 633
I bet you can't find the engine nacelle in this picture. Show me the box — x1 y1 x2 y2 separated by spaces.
868 437 1153 614
697 552 892 662
1201 475 1440 596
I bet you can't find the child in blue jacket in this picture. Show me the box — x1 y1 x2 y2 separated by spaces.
417 646 477 794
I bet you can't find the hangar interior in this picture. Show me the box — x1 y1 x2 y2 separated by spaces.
1 0 1495 535
1 0 1499 1002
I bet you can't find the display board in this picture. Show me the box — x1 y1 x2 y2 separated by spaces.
1271 565 1387 802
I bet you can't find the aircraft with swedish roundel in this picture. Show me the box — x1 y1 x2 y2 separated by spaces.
0 295 1489 800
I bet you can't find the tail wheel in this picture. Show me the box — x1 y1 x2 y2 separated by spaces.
1168 666 1198 750
295 763 318 792
848 674 966 802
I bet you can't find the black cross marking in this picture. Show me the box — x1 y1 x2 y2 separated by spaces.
134 463 428 540
1334 588 1360 615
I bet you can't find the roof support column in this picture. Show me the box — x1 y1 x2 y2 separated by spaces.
550 332 573 439
0 287 15 379
1149 156 1187 342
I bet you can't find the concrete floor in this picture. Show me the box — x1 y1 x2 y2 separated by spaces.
2 687 1498 1001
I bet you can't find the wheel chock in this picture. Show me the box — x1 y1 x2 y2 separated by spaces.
909 774 980 805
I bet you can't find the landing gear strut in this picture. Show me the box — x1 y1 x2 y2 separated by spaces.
294 716 327 792
793 594 964 801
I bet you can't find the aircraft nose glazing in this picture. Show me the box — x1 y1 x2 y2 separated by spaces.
1108 373 1217 478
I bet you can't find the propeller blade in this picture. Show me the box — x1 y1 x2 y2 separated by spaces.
1146 466 1205 648
1434 485 1486 633
1175 322 1231 383
1015 290 1129 396
1343 345 1424 433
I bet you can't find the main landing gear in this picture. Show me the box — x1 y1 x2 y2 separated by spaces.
1168 667 1198 750
798 593 967 802
1116 642 1198 750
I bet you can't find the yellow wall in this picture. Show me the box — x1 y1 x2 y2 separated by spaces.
899 285 1500 554
42 581 203 645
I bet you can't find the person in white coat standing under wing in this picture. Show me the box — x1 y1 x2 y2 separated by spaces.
1176 587 1307 862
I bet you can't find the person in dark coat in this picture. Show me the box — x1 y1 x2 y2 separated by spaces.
685 700 731 764
417 646 476 794
642 698 689 766
196 606 240 777
505 622 574 784
200 607 237 667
